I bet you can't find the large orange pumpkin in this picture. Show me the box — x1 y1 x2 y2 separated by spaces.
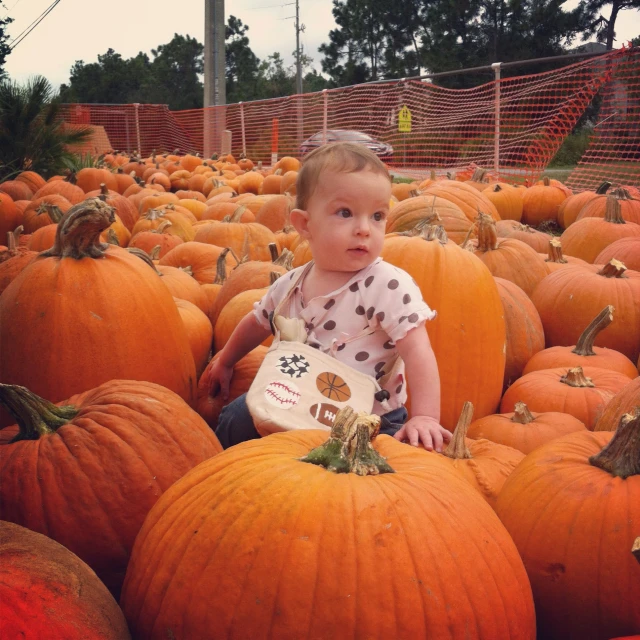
468 401 587 454
483 182 523 221
595 236 640 271
593 376 640 432
0 380 222 596
521 176 571 226
531 260 640 363
522 305 638 379
576 187 640 225
0 521 131 639
0 199 197 423
422 180 500 222
495 410 640 640
121 410 535 639
556 181 610 228
381 225 506 430
499 365 631 430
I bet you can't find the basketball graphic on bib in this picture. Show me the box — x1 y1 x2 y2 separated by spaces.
316 372 352 402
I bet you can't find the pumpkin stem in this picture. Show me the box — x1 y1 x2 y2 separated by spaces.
470 168 487 183
349 415 394 475
153 220 172 234
99 183 109 199
603 194 626 224
572 306 614 356
127 247 159 272
420 224 449 244
213 248 229 285
588 407 640 479
633 537 640 564
269 271 282 285
542 176 550 186
41 204 64 224
148 245 161 261
474 212 498 251
595 181 612 195
598 259 627 279
301 406 359 473
229 205 247 223
268 243 280 262
273 248 294 270
301 407 394 475
560 367 595 388
178 265 194 277
40 198 115 260
511 401 535 425
105 228 120 246
546 238 568 263
443 401 473 459
0 384 78 443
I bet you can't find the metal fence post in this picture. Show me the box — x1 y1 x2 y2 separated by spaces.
491 63 501 177
133 103 142 155
322 89 328 144
239 102 247 157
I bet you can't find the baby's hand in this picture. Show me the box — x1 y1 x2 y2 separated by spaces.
206 358 234 400
393 416 452 452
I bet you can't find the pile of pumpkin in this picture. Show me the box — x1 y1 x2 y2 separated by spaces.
0 154 639 640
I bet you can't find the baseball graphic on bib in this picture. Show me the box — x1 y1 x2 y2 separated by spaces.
316 372 351 402
265 380 301 408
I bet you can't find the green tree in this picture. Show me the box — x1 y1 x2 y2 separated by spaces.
0 76 92 180
579 0 640 49
226 16 262 102
0 2 12 80
59 49 151 103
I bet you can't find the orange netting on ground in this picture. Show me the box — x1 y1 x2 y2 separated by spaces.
61 47 640 190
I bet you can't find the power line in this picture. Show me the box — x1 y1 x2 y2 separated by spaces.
9 0 62 51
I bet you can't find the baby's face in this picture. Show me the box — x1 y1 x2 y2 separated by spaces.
303 170 391 274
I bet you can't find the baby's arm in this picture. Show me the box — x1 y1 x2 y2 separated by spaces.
393 324 452 451
207 312 272 398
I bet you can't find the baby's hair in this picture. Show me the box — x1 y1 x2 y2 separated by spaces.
295 142 391 211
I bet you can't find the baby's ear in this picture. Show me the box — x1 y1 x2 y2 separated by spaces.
290 208 311 238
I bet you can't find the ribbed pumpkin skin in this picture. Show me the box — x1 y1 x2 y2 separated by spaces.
0 380 222 596
174 297 213 379
593 376 640 431
495 278 545 388
595 237 640 271
0 244 197 419
499 366 631 430
0 521 131 640
382 234 506 430
495 431 640 640
422 181 500 221
121 431 535 639
561 218 640 263
468 410 587 454
531 265 640 363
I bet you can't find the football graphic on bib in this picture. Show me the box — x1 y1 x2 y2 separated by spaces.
309 403 340 427
316 372 351 402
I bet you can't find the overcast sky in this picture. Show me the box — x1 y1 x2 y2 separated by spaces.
2 0 640 92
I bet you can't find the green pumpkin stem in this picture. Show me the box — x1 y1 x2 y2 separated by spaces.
0 384 78 443
41 198 115 260
444 401 473 459
301 407 394 475
589 407 640 479
572 306 614 357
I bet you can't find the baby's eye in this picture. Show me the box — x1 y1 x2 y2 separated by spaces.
372 211 387 222
337 208 352 218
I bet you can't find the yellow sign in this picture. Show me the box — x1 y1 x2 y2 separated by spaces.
398 105 412 133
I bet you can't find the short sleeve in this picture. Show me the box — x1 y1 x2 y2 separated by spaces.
252 267 302 330
360 262 436 343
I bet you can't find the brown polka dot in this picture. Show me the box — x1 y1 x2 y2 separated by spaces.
408 313 419 323
355 305 365 315
399 315 407 323
349 282 359 292
290 272 295 279
337 343 346 351
375 361 386 372
355 351 369 361
365 275 374 287
403 294 411 304
323 320 336 330
396 383 403 394
324 299 335 310
366 307 375 320
305 323 314 330
388 279 399 290
376 311 385 322
376 371 384 380
383 340 395 349
262 309 269 318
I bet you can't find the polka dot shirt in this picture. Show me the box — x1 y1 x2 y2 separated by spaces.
253 258 436 413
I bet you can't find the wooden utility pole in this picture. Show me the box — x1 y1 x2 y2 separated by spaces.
204 0 226 157
295 0 303 95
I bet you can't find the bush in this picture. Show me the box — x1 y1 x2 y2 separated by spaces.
548 129 593 167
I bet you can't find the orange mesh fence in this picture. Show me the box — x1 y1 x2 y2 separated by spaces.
61 47 640 189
